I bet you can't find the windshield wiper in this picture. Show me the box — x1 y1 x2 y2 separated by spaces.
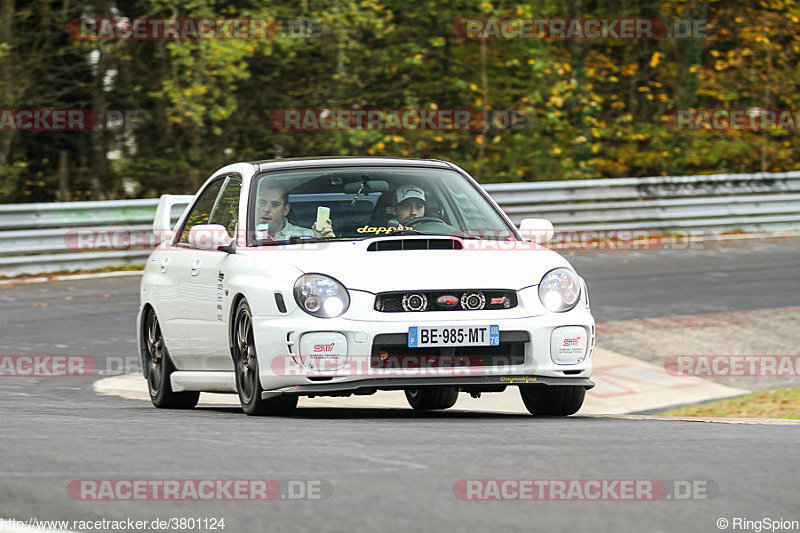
384 228 430 236
383 229 489 239
253 237 355 246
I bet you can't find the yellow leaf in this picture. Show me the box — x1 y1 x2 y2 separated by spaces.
553 147 562 154
649 52 661 68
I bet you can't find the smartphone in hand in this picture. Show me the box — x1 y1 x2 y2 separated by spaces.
316 206 331 230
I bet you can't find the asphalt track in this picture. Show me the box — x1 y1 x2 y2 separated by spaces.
1 236 799 532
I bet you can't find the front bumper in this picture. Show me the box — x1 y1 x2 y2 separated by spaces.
252 306 595 394
262 375 594 399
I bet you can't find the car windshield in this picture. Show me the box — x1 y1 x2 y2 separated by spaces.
249 165 517 245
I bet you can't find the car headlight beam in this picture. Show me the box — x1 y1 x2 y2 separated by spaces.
293 274 350 318
538 268 581 313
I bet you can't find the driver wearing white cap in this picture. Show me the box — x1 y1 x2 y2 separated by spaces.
389 184 426 226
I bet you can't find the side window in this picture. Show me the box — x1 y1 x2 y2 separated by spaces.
209 176 242 237
178 179 225 244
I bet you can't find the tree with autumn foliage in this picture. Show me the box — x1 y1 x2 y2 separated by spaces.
1 0 798 202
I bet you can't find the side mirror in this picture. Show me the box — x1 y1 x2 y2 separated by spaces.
518 218 554 243
188 224 234 252
153 194 194 243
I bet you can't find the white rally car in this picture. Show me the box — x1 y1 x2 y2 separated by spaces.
138 157 595 416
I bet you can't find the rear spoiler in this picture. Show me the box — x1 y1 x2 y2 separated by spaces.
153 194 194 243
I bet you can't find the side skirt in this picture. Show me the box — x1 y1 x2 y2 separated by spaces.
170 371 237 393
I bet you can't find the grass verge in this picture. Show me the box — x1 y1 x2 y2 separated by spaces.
662 387 800 419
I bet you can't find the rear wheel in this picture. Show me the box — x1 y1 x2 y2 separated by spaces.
405 386 459 410
144 308 199 409
233 300 297 416
519 385 585 416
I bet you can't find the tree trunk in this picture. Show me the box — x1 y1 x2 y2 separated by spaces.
56 149 71 201
0 0 16 166
476 39 488 181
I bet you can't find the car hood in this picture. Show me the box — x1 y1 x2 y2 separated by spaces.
241 238 572 293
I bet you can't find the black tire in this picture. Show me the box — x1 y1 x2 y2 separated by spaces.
519 385 585 416
405 386 459 410
144 308 199 409
233 299 298 416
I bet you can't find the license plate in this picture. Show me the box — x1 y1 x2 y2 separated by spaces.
408 325 500 347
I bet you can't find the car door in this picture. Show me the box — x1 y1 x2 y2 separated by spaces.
185 175 242 370
165 177 226 369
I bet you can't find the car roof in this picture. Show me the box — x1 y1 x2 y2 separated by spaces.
249 156 455 173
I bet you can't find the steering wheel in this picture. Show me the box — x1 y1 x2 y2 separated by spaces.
405 216 447 227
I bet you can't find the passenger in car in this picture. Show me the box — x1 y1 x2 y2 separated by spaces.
255 186 336 240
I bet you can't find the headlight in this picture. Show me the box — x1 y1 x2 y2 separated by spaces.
293 274 350 318
538 268 581 313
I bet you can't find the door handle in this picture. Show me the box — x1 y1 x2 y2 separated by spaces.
160 257 171 273
191 258 202 276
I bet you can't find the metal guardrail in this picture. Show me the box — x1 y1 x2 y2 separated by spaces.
1 171 799 277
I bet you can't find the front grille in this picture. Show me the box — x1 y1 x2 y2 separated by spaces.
371 331 528 368
375 289 517 312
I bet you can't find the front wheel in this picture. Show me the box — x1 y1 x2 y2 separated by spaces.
144 308 199 409
519 385 585 416
405 386 459 410
233 300 297 416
